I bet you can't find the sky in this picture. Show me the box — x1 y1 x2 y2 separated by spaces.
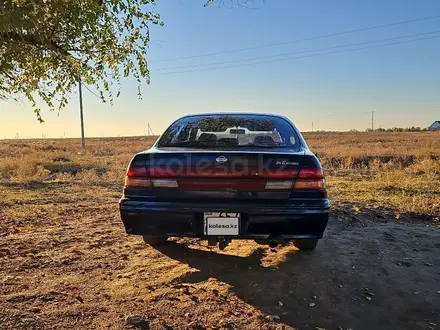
1 0 440 138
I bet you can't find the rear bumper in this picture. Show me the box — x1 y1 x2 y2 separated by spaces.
119 198 330 239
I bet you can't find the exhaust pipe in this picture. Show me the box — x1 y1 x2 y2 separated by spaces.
267 235 285 248
218 237 231 250
268 240 279 248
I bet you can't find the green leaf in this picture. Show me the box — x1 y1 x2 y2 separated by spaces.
0 0 163 121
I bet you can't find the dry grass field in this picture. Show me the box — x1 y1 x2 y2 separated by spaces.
1 132 439 329
1 131 439 217
308 131 440 218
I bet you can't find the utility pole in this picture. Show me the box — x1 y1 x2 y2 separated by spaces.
78 81 86 152
371 111 374 131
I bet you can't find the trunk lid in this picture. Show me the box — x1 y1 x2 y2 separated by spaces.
128 148 317 201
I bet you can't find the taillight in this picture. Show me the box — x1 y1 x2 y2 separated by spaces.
264 180 294 190
262 169 296 190
124 166 319 191
151 179 179 188
125 166 180 188
294 168 326 190
294 180 326 190
297 168 324 179
125 167 152 188
146 167 297 190
126 167 149 177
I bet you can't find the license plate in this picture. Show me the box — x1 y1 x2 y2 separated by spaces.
203 212 240 236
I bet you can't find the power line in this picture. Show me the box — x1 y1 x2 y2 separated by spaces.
81 81 101 100
327 109 439 115
154 15 440 63
312 109 440 123
323 111 371 118
379 109 440 114
161 35 440 74
156 30 440 71
309 109 440 131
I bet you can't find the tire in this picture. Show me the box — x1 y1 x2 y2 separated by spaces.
142 236 168 246
294 238 318 251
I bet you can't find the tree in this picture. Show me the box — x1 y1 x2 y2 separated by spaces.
1 0 263 122
0 0 162 122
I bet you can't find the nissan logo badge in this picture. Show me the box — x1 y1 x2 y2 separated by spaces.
216 156 228 164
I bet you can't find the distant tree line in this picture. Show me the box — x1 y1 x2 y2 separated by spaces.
366 127 428 132
308 127 430 133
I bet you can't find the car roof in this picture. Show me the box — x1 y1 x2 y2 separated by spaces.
177 112 292 121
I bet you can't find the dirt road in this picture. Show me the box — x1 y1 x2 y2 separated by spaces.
1 183 439 329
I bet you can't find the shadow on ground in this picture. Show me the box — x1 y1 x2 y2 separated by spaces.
155 217 440 330
155 241 344 329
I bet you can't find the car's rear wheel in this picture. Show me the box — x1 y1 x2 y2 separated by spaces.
294 238 318 251
142 236 168 245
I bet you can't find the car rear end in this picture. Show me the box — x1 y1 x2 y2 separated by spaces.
119 113 329 249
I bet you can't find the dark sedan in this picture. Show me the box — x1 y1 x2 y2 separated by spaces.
119 113 329 250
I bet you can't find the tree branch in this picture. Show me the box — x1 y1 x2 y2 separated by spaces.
2 31 70 56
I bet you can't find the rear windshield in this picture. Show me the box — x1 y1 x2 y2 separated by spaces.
157 114 300 149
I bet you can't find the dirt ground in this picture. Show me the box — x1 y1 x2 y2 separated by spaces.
0 182 439 330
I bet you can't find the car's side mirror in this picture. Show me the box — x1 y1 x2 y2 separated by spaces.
314 152 319 158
